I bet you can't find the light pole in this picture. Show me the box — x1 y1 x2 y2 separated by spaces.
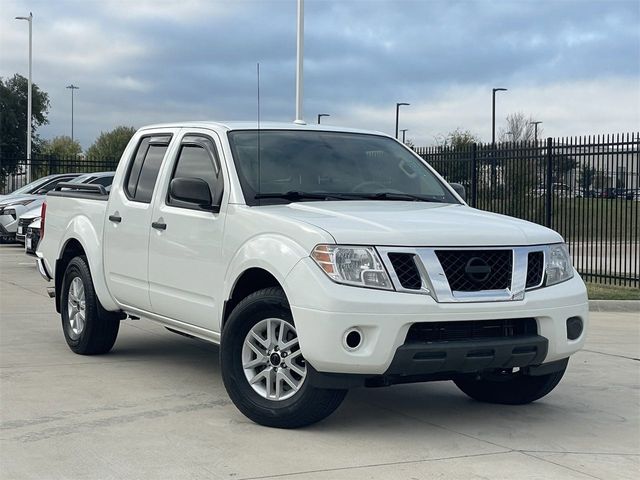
400 129 408 143
530 121 542 145
294 0 305 124
66 84 79 142
491 87 507 146
317 113 329 124
395 102 410 139
15 12 33 182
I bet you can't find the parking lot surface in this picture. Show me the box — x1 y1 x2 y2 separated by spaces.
1 244 638 479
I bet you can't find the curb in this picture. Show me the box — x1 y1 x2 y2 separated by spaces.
589 300 640 313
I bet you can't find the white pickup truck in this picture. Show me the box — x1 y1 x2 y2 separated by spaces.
37 122 588 428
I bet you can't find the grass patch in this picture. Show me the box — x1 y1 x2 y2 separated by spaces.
587 282 640 301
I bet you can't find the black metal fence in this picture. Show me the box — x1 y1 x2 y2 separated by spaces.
0 155 119 194
416 133 639 287
1 134 638 287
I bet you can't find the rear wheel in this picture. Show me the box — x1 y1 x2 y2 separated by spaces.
60 256 120 355
454 365 568 405
221 287 347 428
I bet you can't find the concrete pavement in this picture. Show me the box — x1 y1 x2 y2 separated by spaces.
1 244 638 479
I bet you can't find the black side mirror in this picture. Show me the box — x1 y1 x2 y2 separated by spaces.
450 182 466 202
170 177 215 210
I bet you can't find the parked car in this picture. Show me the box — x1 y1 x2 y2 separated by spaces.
37 122 588 428
533 183 575 197
0 173 82 242
12 172 115 244
625 189 640 201
0 173 82 202
25 217 41 256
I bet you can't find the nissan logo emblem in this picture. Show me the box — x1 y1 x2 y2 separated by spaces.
465 257 492 282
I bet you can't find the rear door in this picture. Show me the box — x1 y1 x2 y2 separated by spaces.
104 131 176 310
147 130 227 331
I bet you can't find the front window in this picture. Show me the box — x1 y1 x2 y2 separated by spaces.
227 130 458 206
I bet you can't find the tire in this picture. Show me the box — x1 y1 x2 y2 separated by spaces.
60 256 120 355
221 287 347 428
453 364 568 405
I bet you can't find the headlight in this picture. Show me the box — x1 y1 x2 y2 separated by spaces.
545 244 574 286
311 244 393 290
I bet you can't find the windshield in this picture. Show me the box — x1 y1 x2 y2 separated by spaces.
9 176 54 195
228 130 458 206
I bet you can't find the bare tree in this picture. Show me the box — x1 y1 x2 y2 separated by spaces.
498 113 542 143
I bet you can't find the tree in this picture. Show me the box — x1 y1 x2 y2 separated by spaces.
42 136 82 158
499 112 541 143
436 128 480 150
86 126 136 160
0 74 50 160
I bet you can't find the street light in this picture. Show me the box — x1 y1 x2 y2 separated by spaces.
395 102 410 139
66 84 79 142
530 121 543 145
400 129 408 143
15 12 33 182
492 88 507 146
317 113 329 124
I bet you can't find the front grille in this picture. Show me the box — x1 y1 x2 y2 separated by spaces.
388 253 422 290
405 318 537 344
526 251 544 288
435 250 512 291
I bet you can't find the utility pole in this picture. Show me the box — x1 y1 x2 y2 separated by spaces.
294 0 305 124
401 129 408 143
66 84 79 142
317 113 329 124
395 102 409 139
15 12 33 182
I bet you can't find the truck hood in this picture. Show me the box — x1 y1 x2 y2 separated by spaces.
261 201 563 247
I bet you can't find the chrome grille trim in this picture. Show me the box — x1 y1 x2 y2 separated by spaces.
378 245 551 303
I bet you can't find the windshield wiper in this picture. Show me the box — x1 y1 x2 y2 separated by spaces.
254 191 447 203
254 191 352 201
349 192 446 203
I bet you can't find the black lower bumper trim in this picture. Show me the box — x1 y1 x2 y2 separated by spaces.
308 335 553 389
385 335 548 377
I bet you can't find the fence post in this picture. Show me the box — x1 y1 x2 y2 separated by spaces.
545 137 553 227
471 143 478 207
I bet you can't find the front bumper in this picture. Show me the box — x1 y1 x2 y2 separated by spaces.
285 257 589 376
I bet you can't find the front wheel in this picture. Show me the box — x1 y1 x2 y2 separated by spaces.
60 256 120 355
221 287 347 428
453 364 568 405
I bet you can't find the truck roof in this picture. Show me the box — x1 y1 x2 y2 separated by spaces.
138 121 388 137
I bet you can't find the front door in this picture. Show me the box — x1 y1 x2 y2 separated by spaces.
147 131 227 331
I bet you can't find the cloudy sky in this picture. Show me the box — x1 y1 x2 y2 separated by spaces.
1 0 639 149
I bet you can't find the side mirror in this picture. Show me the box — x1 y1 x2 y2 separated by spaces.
450 182 466 201
35 189 48 195
169 177 214 210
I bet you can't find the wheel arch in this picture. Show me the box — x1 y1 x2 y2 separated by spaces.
222 267 287 331
54 219 118 313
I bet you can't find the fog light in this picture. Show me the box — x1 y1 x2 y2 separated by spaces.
566 317 583 340
344 328 363 350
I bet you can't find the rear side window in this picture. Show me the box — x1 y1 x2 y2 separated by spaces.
125 135 171 203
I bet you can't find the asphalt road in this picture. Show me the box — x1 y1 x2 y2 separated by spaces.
1 244 638 480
